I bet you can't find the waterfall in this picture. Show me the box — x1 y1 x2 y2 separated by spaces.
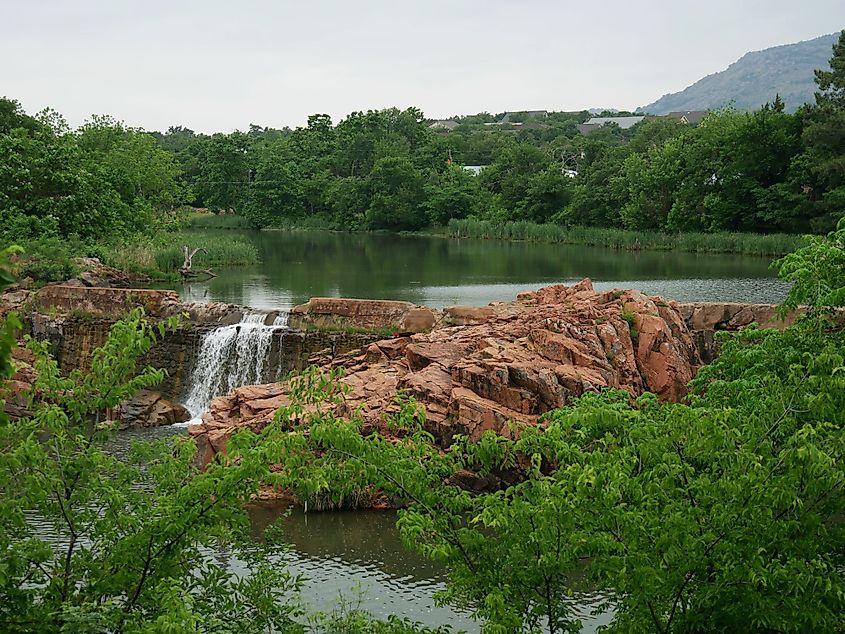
182 312 288 419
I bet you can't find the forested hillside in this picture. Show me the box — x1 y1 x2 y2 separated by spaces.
642 32 839 114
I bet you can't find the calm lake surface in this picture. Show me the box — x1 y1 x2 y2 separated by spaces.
177 230 790 308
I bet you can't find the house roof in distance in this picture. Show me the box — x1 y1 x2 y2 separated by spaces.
584 115 645 129
664 110 708 124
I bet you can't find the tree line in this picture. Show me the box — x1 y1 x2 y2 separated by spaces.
1 31 843 247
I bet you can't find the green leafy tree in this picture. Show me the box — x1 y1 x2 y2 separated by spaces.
195 131 253 214
800 29 845 230
241 138 306 226
423 164 482 225
364 156 427 230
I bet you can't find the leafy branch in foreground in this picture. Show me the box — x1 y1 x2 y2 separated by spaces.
264 302 844 630
0 308 303 633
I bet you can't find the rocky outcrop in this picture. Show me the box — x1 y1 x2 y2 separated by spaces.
66 257 150 288
190 280 702 465
289 297 437 333
677 302 799 331
118 390 191 427
1 346 37 420
1 346 187 428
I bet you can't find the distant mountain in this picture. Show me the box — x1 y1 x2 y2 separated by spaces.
640 32 840 114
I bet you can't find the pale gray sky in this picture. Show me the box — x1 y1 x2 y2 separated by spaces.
2 0 843 132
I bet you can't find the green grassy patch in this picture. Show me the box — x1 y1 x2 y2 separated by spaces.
186 213 255 230
446 218 805 256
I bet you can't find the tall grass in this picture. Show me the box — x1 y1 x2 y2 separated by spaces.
446 218 805 256
102 231 259 275
186 213 255 230
187 212 336 231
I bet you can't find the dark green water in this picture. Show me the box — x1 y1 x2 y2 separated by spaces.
99 428 608 633
177 230 790 308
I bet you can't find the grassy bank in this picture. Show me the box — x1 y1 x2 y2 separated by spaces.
446 218 805 256
186 213 256 230
102 231 259 276
10 230 259 286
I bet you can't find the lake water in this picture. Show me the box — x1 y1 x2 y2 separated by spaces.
176 230 790 309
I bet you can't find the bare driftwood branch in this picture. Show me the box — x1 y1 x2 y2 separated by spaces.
180 246 212 279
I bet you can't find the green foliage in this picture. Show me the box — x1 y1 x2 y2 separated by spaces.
311 609 456 633
0 99 190 243
776 216 845 313
0 245 22 379
0 309 303 633
14 235 82 283
149 231 260 272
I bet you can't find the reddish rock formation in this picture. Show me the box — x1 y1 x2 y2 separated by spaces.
190 280 703 465
66 257 150 288
677 302 799 331
289 297 437 332
34 285 184 319
117 390 191 427
1 346 37 419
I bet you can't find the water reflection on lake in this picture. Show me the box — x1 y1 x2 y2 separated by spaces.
176 230 790 309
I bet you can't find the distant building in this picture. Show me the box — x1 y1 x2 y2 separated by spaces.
664 110 708 125
463 165 486 176
576 115 646 135
497 110 548 124
584 116 645 129
428 120 459 131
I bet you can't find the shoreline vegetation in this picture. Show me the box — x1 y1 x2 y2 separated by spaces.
187 210 806 257
443 217 805 256
11 226 260 285
19 210 803 289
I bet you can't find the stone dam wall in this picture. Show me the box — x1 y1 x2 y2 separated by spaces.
27 314 382 401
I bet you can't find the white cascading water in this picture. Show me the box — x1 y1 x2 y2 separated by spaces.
182 312 288 419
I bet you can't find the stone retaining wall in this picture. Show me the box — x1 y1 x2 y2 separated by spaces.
27 313 382 401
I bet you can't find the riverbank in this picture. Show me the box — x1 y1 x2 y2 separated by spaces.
11 229 260 286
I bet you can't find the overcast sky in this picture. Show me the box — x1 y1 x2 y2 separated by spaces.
2 0 843 132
